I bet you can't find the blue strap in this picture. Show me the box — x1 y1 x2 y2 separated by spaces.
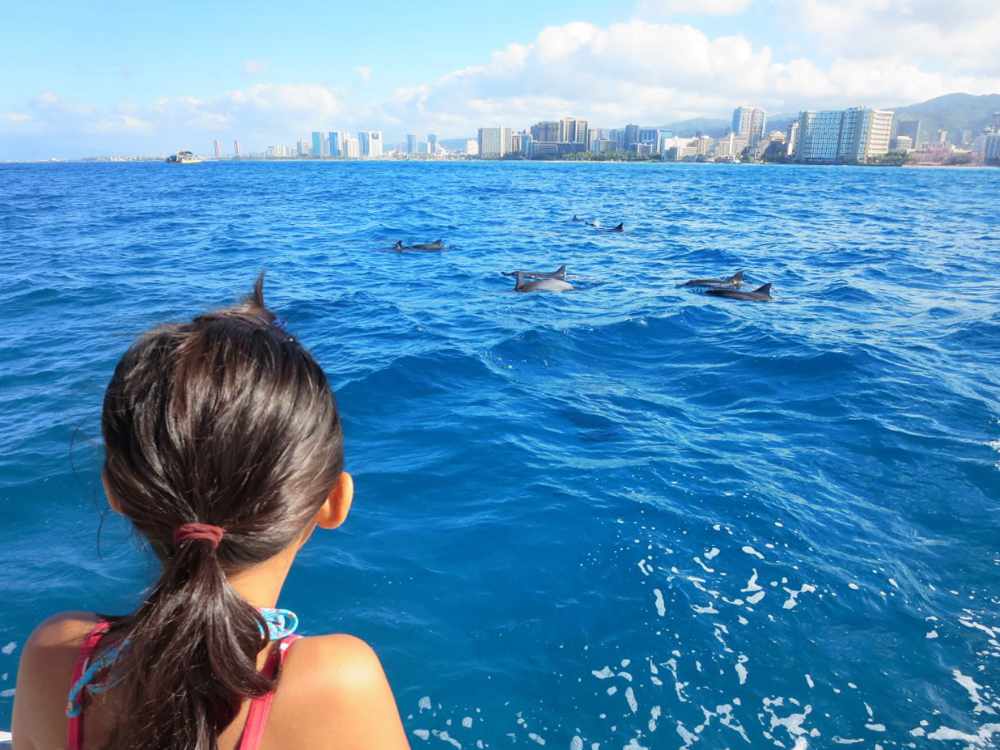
259 607 299 640
66 608 300 717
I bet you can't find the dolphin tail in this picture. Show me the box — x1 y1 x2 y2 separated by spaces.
753 283 772 297
730 271 744 284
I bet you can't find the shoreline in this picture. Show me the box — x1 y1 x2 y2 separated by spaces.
2 158 997 169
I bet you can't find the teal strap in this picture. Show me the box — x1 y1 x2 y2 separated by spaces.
66 607 300 718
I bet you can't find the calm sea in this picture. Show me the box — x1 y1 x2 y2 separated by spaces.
1 161 999 747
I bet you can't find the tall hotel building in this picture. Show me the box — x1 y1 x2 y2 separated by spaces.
311 131 325 158
328 131 342 157
796 107 894 164
477 127 512 158
732 106 767 149
358 131 383 158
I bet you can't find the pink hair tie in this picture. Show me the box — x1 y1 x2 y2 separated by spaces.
173 523 225 550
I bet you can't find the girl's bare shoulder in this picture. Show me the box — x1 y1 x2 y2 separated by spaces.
269 634 411 748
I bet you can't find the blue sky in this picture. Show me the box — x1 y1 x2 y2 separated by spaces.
2 0 997 159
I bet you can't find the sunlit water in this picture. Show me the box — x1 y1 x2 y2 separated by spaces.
1 161 999 748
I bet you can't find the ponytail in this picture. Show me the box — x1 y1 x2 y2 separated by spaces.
103 537 271 749
97 275 344 749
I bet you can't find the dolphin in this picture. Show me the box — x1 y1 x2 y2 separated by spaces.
502 264 567 281
681 271 744 288
705 283 773 302
573 216 624 232
394 239 444 252
513 271 574 293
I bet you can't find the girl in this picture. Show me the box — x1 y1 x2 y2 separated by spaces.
11 276 411 750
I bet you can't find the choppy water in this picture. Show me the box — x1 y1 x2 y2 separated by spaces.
2 160 999 748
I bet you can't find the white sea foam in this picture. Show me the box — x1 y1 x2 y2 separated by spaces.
648 705 661 732
741 570 762 593
0 643 15 656
418 696 432 712
782 584 817 610
653 588 666 617
742 546 764 560
625 686 638 713
412 729 430 741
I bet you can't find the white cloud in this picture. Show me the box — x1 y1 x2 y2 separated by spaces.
637 0 752 16
376 19 1000 136
3 12 999 157
789 0 1000 76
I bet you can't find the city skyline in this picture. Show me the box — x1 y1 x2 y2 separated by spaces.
202 99 998 168
2 1 999 160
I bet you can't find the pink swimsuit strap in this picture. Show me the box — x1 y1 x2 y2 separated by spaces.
66 620 301 750
237 635 302 750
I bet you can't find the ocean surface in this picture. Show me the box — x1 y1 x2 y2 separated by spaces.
1 160 999 748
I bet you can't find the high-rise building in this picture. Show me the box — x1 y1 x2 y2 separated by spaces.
732 106 767 149
341 136 360 159
530 121 561 143
477 127 512 158
311 132 324 158
358 131 383 158
992 113 1000 132
427 133 438 155
233 140 241 158
796 107 893 163
296 139 306 157
894 135 913 151
795 111 843 162
985 133 1000 163
465 139 479 156
406 134 417 154
558 118 588 145
328 131 342 157
785 122 799 158
213 140 222 159
623 124 640 150
655 129 673 155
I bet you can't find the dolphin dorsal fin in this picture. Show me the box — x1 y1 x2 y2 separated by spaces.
614 223 624 231
555 264 566 278
754 283 772 296
730 271 744 283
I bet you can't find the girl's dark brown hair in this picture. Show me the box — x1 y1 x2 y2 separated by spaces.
97 274 343 750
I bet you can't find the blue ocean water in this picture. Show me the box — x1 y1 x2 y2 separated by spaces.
1 160 999 748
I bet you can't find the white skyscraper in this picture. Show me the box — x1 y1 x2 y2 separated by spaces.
213 140 222 159
732 106 767 149
477 127 512 158
796 107 894 163
358 131 383 158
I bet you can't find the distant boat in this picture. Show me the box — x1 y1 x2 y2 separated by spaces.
166 150 202 164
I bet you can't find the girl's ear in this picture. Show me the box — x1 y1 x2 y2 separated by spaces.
102 471 122 514
315 471 354 530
